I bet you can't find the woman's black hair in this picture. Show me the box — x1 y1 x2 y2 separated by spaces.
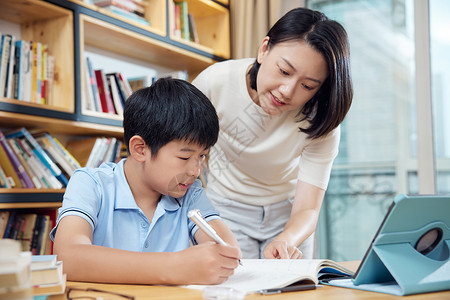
248 7 353 139
123 77 219 156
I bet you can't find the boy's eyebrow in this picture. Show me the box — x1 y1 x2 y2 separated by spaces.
281 57 323 84
180 147 209 153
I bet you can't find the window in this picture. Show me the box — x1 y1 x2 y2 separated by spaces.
306 0 446 261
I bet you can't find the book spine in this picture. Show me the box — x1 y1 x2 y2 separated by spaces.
106 74 124 116
0 35 12 97
85 57 101 112
5 35 16 98
8 138 43 189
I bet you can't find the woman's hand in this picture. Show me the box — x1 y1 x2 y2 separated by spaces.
263 239 303 259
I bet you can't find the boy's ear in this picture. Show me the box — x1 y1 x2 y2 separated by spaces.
128 135 149 162
257 36 270 64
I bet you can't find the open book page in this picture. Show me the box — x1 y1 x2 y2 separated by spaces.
186 259 354 294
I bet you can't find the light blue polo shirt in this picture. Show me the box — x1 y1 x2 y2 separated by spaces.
50 159 220 252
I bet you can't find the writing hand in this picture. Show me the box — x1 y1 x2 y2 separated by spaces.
263 240 303 259
175 242 241 285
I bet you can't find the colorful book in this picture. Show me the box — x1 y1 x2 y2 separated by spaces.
14 40 32 102
8 138 43 189
106 74 124 116
5 128 68 187
95 69 116 114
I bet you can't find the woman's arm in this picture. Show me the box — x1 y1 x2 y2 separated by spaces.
263 180 325 259
53 216 240 285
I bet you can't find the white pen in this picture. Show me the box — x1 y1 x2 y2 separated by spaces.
188 209 243 266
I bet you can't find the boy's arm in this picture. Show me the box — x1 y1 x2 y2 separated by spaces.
53 215 240 285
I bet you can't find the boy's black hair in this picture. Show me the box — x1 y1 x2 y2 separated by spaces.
248 7 353 140
123 77 219 156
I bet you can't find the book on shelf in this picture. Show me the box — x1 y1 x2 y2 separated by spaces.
188 13 199 44
95 69 116 114
106 74 124 116
30 41 41 103
0 211 11 237
16 213 38 252
174 1 190 41
172 0 181 39
84 56 101 112
5 127 68 187
186 259 354 295
66 137 123 168
13 40 32 102
0 165 11 188
0 131 35 188
0 136 21 188
8 138 44 189
15 137 60 189
65 137 99 167
0 34 13 98
5 34 16 99
0 34 54 104
1 212 53 254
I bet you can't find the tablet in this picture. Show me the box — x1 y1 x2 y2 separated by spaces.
325 194 450 295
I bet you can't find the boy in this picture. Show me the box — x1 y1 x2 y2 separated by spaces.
51 78 241 285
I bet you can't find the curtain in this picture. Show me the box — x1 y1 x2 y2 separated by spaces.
229 0 305 59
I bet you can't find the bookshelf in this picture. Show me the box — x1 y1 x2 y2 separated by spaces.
0 0 230 226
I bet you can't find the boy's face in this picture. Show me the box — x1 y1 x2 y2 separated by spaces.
144 139 208 198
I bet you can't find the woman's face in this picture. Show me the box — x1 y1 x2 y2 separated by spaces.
251 37 329 116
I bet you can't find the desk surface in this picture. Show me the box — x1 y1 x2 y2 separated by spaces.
48 261 449 300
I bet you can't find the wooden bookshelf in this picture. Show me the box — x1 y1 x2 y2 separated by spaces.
0 0 230 217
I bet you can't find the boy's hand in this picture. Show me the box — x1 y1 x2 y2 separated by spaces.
173 242 241 285
263 239 303 259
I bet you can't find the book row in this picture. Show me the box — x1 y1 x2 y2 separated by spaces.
0 127 125 189
65 136 126 169
0 128 79 189
0 33 55 104
84 57 133 116
84 56 188 115
0 210 55 255
172 0 200 43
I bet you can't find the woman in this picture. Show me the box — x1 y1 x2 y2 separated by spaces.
192 7 353 259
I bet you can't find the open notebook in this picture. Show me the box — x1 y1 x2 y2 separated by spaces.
186 258 354 294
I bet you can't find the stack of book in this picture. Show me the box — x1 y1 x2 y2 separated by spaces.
0 33 55 104
84 57 133 116
31 254 66 296
93 0 150 26
0 127 81 189
0 239 32 300
0 210 56 255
